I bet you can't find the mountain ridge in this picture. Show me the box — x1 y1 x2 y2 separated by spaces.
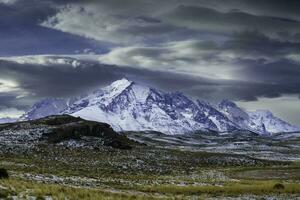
13 78 300 135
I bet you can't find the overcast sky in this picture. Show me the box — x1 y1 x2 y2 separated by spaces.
0 0 300 124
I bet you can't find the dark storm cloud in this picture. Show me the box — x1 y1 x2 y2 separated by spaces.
222 31 300 57
236 59 300 83
233 0 300 20
0 58 223 98
0 94 18 109
1 57 300 112
3 0 300 53
35 0 300 46
0 0 110 56
163 5 300 37
0 60 119 97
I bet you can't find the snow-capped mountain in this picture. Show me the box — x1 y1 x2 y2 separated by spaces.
20 98 68 121
249 110 300 134
66 78 235 134
19 78 300 135
218 100 300 134
218 100 267 134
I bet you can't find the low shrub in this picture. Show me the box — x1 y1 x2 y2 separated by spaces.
273 183 285 190
0 190 9 198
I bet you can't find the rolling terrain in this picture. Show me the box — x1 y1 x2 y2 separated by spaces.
0 115 299 199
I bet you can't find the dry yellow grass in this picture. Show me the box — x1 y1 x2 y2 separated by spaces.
0 178 165 200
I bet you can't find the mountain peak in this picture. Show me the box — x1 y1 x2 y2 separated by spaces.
219 99 237 108
110 78 133 88
100 78 135 100
252 109 273 117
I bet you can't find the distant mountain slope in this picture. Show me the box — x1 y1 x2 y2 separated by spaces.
18 78 300 135
20 98 68 121
218 99 267 134
218 100 300 134
249 110 300 133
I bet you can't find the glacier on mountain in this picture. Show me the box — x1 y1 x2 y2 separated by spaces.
17 78 300 135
